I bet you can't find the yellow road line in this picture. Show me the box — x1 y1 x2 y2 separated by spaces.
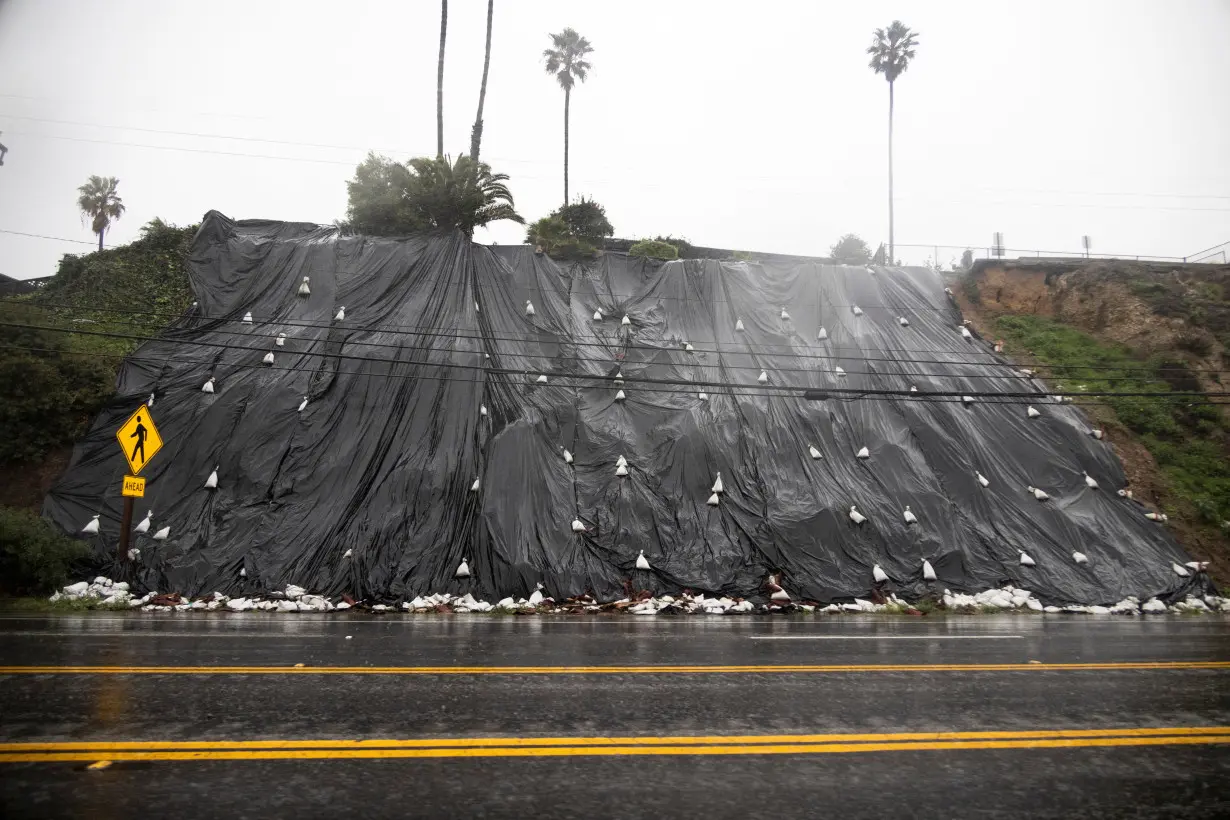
3 726 1227 753
1 661 1227 675
2 735 1227 763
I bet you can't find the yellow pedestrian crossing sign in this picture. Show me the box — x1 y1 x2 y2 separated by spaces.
116 406 163 475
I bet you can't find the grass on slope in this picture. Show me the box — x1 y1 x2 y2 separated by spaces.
995 315 1230 528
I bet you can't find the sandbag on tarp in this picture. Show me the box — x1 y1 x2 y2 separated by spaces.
44 211 1200 604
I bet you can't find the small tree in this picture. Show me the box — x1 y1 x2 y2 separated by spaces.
960 248 974 270
830 234 873 265
525 197 614 259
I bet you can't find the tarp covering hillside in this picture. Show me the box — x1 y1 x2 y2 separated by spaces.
44 211 1199 604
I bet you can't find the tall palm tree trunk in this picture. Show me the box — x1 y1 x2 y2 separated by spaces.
437 0 447 158
888 80 894 264
470 0 494 160
97 230 104 252
563 86 570 206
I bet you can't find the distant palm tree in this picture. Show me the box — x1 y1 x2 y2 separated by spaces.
470 0 495 160
437 0 448 158
77 175 125 251
543 27 593 206
867 20 918 264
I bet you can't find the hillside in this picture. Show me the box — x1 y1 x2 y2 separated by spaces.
955 258 1230 581
0 221 196 508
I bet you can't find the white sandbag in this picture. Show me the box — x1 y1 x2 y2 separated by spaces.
835 366 846 377
616 464 628 477
1072 551 1089 565
524 300 535 317
961 395 975 405
262 352 274 365
242 311 253 324
621 314 632 327
571 519 585 533
134 510 152 533
147 392 155 407
977 471 990 488
455 558 471 578
536 374 548 384
711 472 724 493
205 467 219 489
698 391 708 401
960 326 972 339
780 308 790 320
707 492 720 506
275 333 286 347
298 276 310 296
1091 429 1104 440
613 370 624 385
848 505 866 525
1019 551 1036 567
856 446 870 459
1172 563 1190 577
202 377 215 393
334 306 345 321
480 404 488 416
685 342 694 352
1027 406 1041 418
735 319 745 332
922 559 937 581
82 515 100 534
593 309 602 321
152 526 169 540
872 564 889 583
636 550 651 570
470 478 480 492
808 445 822 460
1027 485 1050 501
614 389 626 401
563 449 574 464
817 327 828 340
298 397 308 412
1084 472 1099 489
903 506 917 525
852 305 863 316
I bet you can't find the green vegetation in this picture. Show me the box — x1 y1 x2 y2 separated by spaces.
830 233 873 265
628 239 679 261
0 506 89 594
0 219 195 470
994 315 1230 528
542 27 594 205
1121 272 1230 349
76 175 126 251
345 153 523 237
525 197 613 260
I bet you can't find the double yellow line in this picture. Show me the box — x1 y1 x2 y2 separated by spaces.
3 727 1228 763
2 661 1228 676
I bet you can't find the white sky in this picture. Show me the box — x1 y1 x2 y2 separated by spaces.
1 0 1227 278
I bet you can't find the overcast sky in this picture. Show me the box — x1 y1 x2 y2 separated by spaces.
1 0 1227 278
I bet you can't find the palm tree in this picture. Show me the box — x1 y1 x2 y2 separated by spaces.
77 175 125 251
470 0 495 160
402 154 523 235
437 0 448 158
542 27 593 206
867 20 918 264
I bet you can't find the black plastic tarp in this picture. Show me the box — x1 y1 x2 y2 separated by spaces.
44 211 1198 604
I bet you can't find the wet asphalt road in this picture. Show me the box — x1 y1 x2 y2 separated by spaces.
0 614 1228 819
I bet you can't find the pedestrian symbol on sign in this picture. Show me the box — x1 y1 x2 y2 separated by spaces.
116 406 163 475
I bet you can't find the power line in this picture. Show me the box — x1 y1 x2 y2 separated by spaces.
5 321 1227 404
7 342 1229 412
0 229 96 245
12 297 1229 377
11 305 1218 385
